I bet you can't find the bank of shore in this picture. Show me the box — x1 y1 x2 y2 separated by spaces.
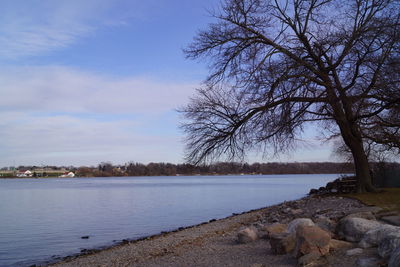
51 195 377 267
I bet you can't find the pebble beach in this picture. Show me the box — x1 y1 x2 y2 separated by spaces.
51 194 393 267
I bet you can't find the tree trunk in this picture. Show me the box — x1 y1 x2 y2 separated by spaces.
349 140 376 193
336 119 376 192
340 127 376 193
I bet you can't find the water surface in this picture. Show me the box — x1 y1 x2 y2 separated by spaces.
0 174 339 266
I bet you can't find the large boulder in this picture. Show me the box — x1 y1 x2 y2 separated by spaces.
359 224 400 248
337 217 381 242
287 218 314 235
294 225 331 258
269 233 296 255
237 227 258 243
264 223 287 238
389 246 400 267
378 231 400 259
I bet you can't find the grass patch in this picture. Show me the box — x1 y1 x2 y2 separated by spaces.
345 188 400 212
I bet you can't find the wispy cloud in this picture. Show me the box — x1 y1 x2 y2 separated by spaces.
0 0 151 59
0 65 197 114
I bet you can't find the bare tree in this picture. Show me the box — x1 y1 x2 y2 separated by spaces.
181 0 400 192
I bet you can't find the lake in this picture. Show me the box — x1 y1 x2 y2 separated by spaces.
0 174 340 266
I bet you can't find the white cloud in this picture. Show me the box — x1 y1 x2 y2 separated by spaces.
0 65 198 114
0 65 199 166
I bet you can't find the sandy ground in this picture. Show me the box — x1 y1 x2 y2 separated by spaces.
51 195 380 267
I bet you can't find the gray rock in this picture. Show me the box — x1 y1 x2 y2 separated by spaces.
287 218 314 234
389 246 400 267
356 257 383 267
359 224 400 248
337 217 381 242
346 248 363 256
284 207 292 214
378 231 400 259
382 216 400 226
349 206 383 215
344 211 376 220
315 216 336 234
237 226 258 243
291 209 303 215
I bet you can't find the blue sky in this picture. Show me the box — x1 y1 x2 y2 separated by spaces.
0 0 334 167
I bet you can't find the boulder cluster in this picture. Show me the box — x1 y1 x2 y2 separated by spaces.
309 176 358 195
237 202 400 266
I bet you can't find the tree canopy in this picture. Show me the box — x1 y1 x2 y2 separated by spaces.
182 0 400 192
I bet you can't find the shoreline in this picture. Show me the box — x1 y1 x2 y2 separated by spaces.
50 194 368 267
0 172 353 180
47 204 272 266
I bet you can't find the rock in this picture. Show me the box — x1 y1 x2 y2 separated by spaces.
378 231 400 259
294 225 331 258
271 217 280 223
365 207 384 214
346 248 363 256
356 257 384 267
359 224 400 248
264 223 287 238
337 217 381 242
81 236 90 239
269 233 296 255
344 211 376 220
250 264 264 267
315 216 336 235
237 227 258 243
291 209 303 215
349 206 383 215
309 188 318 195
329 239 353 251
284 207 292 214
382 216 400 226
287 218 314 235
389 246 400 267
298 252 321 266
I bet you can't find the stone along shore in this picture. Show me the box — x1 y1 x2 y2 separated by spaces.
52 195 400 267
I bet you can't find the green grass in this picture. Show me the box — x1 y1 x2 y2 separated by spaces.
345 188 400 212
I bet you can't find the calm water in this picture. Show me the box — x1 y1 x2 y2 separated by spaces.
0 174 339 266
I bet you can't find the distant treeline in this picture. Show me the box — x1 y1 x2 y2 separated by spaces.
2 161 399 178
75 162 358 177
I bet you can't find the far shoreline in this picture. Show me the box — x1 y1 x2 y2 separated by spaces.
0 172 354 180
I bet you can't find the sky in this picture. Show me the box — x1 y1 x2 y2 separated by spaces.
0 0 335 167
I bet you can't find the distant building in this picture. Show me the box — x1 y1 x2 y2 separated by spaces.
16 170 33 177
